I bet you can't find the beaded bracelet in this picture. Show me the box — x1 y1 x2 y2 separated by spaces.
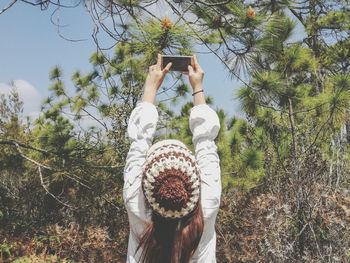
192 89 204 96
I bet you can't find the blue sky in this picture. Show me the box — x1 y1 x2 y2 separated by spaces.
0 2 95 116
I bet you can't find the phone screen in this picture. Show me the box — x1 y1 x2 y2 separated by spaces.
162 55 192 72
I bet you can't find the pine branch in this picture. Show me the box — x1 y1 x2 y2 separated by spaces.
0 139 124 169
0 139 55 156
1 139 125 209
195 0 232 7
38 166 75 208
0 0 17 15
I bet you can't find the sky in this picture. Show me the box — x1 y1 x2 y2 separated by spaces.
0 2 305 120
0 2 96 118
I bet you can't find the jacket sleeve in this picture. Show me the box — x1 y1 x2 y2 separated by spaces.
123 101 158 218
189 104 221 219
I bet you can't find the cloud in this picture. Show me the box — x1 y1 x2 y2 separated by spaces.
0 80 42 118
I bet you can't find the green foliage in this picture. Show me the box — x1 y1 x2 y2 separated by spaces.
33 116 75 156
237 86 260 116
90 52 105 66
0 241 13 258
232 1 350 259
118 18 194 67
259 13 296 54
241 148 264 169
49 66 62 80
166 100 266 189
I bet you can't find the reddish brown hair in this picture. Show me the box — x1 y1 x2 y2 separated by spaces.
136 202 204 263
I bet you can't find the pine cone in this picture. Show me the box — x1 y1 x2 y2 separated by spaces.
161 17 172 30
246 6 256 19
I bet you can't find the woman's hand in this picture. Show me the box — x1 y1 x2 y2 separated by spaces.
188 55 204 92
142 54 172 104
188 55 206 105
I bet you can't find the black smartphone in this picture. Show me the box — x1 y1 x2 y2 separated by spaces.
162 55 193 72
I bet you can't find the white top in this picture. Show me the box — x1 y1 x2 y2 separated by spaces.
123 101 221 263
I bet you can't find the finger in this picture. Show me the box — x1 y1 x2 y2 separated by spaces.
157 53 162 67
193 54 201 70
163 62 172 73
191 55 196 70
188 65 194 75
193 54 197 63
193 54 198 66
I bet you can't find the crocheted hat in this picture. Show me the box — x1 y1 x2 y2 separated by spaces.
142 139 201 219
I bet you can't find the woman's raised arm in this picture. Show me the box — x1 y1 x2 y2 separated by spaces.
187 55 221 219
123 55 172 216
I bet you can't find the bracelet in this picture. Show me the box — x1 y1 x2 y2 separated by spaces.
192 89 204 96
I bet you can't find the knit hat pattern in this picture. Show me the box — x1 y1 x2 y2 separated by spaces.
142 140 201 219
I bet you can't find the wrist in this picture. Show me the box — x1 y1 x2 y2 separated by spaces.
142 95 155 104
192 85 203 92
142 87 157 104
144 84 158 93
192 89 204 96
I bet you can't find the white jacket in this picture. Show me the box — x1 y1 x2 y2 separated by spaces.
123 101 221 263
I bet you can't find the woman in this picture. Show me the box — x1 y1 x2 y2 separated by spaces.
123 54 221 263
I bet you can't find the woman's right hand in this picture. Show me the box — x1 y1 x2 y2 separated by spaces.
188 55 204 92
187 55 206 105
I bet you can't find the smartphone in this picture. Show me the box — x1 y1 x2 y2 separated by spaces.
162 55 193 72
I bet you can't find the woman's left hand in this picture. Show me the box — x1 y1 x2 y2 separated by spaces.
142 54 172 103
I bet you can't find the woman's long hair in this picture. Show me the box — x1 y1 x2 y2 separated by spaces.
136 202 204 263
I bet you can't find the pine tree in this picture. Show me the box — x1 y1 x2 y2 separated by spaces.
233 1 350 260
